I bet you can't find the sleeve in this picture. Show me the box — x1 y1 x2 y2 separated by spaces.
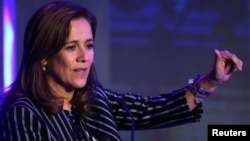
101 86 203 130
0 106 47 141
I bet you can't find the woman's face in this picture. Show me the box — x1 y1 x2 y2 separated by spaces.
46 18 94 93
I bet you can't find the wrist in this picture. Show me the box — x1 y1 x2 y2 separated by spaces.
205 73 225 86
196 74 221 93
187 74 215 104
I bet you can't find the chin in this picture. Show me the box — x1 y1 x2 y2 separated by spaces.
75 82 87 88
71 79 87 89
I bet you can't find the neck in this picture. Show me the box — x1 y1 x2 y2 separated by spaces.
62 91 74 111
63 99 73 111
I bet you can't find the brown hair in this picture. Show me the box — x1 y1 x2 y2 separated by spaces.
3 1 98 116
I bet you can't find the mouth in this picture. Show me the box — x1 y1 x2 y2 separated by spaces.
73 68 89 77
73 68 88 72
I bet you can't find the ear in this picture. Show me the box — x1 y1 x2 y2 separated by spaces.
41 59 47 66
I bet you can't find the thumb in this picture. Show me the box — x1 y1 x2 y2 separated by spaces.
214 49 222 59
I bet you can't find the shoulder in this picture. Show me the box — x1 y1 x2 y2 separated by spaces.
93 84 125 101
0 96 39 116
93 84 110 100
3 96 34 107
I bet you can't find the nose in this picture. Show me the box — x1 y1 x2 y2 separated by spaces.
77 47 89 62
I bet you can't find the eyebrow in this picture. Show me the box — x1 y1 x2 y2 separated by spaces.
65 39 94 44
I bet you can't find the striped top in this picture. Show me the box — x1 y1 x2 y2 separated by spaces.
0 85 202 141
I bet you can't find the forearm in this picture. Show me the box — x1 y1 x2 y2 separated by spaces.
105 88 203 130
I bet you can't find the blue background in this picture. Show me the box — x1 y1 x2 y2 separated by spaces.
0 0 249 141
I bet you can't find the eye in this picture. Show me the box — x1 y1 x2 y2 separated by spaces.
66 45 76 51
86 43 94 49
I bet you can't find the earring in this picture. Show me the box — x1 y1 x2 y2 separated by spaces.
43 65 46 71
41 59 47 72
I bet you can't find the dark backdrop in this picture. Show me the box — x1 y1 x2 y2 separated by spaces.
110 1 250 141
0 0 249 141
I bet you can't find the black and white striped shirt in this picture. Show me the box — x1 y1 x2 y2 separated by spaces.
0 85 202 141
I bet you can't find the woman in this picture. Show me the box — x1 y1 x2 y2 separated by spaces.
0 1 243 141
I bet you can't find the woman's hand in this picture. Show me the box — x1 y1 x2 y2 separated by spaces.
185 49 243 110
208 49 243 86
